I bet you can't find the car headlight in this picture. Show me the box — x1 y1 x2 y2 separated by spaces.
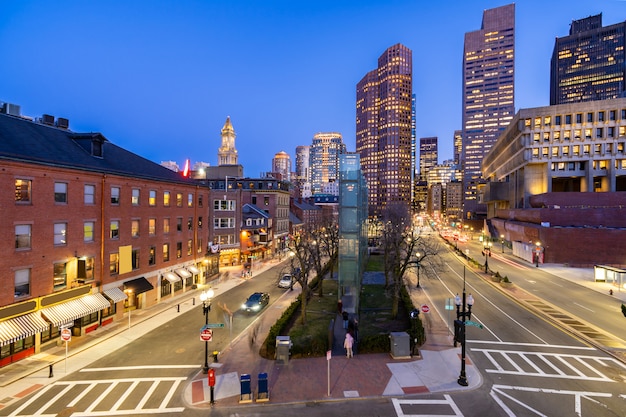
252 304 260 311
241 303 247 310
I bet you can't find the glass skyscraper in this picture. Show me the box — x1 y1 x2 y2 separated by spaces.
461 4 515 219
309 132 346 195
550 14 626 105
356 43 413 217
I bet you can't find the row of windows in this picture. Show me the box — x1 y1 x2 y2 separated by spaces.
532 127 626 142
15 216 205 250
109 240 198 276
550 160 626 171
526 109 626 128
531 141 626 158
15 179 203 208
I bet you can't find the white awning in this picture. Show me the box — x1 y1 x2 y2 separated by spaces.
103 287 128 303
187 266 200 275
175 268 192 279
0 312 50 346
41 293 111 327
164 272 180 284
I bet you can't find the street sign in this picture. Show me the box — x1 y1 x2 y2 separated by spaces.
326 350 331 361
421 304 430 313
203 323 225 329
200 328 213 341
445 298 455 310
60 328 71 342
465 320 484 329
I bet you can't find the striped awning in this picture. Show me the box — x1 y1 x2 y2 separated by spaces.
103 287 128 303
187 266 200 275
0 312 50 346
164 272 180 284
175 268 192 279
41 293 111 327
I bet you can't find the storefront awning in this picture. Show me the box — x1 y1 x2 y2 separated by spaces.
41 293 111 327
163 272 180 284
103 287 128 303
187 266 200 275
175 268 192 279
123 277 154 295
0 312 50 346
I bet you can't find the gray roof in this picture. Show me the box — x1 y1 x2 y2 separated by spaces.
0 113 193 184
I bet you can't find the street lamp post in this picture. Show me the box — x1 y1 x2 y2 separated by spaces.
483 241 492 273
415 252 421 288
200 288 215 374
454 269 474 387
500 234 505 253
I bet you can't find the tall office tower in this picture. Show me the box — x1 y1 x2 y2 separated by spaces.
461 4 515 219
550 14 626 105
419 137 438 181
272 151 291 181
453 130 462 166
411 94 417 210
218 116 238 166
294 145 310 195
309 132 346 195
356 43 413 217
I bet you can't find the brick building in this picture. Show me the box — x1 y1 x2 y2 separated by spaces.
0 112 211 366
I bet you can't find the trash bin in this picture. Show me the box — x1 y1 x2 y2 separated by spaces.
389 332 411 359
275 336 292 364
239 374 252 403
257 372 269 402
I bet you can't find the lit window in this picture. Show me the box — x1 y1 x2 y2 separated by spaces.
110 220 120 239
188 193 193 207
163 243 170 262
176 242 182 258
131 220 140 237
149 190 156 206
54 262 68 290
15 179 32 202
149 246 156 265
54 223 67 245
176 193 183 207
163 218 170 233
109 253 119 275
187 239 193 256
149 218 156 235
84 221 95 242
164 191 171 206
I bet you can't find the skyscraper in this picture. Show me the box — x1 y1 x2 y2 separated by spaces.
461 4 515 219
309 132 346 195
217 116 238 166
271 151 291 181
419 137 438 180
294 145 310 195
550 14 626 105
356 43 413 217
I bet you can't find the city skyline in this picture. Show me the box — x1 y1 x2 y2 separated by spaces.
2 0 625 177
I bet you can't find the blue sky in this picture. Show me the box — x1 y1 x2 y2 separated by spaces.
1 0 625 177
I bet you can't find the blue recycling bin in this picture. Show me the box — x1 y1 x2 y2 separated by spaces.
239 374 252 403
257 372 269 402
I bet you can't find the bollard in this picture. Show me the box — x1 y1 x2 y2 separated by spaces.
177 304 180 313
49 364 53 378
213 350 219 363
192 297 195 306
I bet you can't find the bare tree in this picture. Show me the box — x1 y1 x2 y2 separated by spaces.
287 231 316 325
309 216 339 296
379 203 441 318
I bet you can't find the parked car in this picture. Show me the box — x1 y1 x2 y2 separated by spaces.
278 274 293 289
241 292 270 313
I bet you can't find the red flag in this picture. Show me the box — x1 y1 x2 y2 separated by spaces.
182 159 190 177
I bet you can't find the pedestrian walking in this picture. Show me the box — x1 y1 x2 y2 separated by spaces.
337 299 343 314
342 311 349 329
344 332 354 358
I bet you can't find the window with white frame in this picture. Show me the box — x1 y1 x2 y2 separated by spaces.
213 200 235 210
84 184 95 204
54 223 67 245
111 187 120 204
149 190 157 206
14 268 30 298
15 224 31 249
132 188 140 205
214 218 235 228
84 221 95 242
110 220 120 239
54 182 68 203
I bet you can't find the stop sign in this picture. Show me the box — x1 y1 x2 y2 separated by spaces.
421 304 430 314
60 328 71 342
200 328 213 342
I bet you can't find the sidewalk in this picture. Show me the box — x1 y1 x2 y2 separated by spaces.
1 258 624 412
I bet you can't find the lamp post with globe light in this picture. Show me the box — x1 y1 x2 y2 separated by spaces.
454 269 474 386
200 288 215 373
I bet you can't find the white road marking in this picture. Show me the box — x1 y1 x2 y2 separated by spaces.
392 395 463 417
